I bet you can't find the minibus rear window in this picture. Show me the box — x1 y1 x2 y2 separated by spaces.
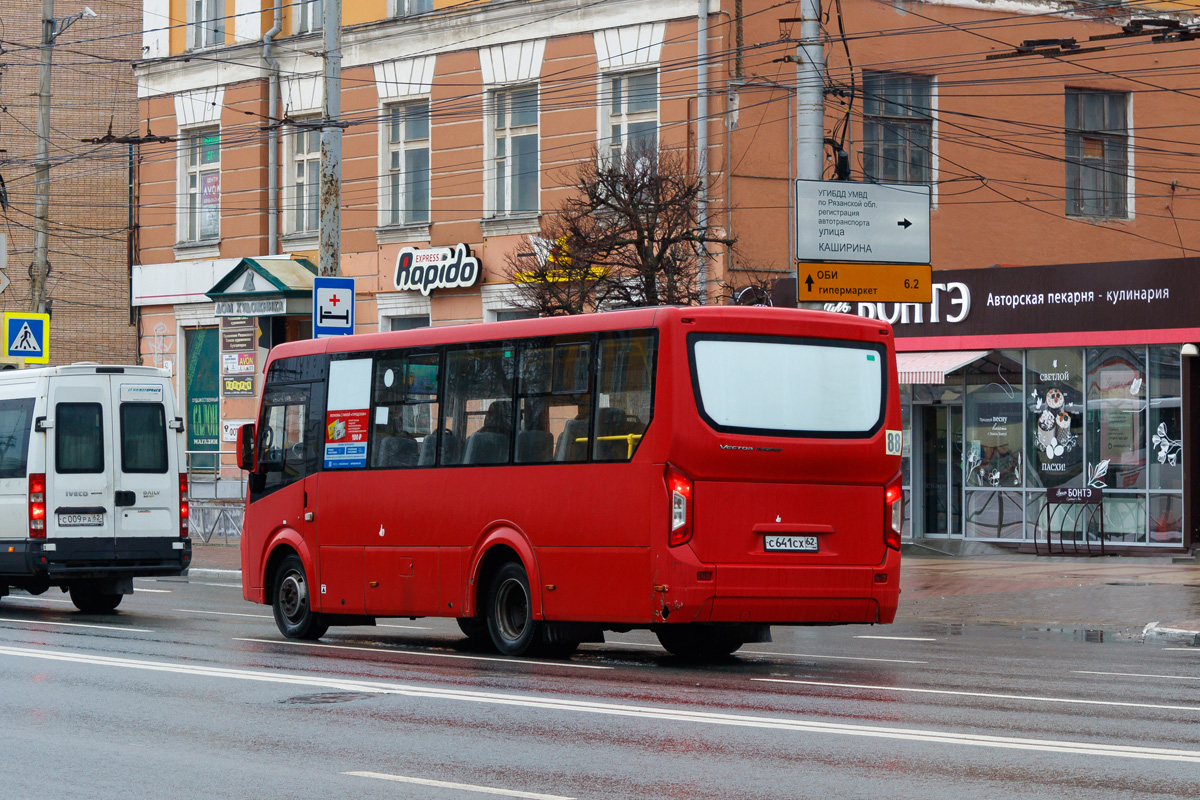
0 398 34 479
689 334 886 438
121 403 168 473
56 403 104 474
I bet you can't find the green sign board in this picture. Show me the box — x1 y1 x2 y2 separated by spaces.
185 327 220 472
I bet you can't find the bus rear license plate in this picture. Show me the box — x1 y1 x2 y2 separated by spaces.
58 513 104 527
764 535 819 553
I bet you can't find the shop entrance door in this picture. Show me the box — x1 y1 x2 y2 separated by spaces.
913 404 963 536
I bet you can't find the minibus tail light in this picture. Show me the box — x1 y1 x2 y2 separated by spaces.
29 473 46 539
885 481 903 551
179 472 189 537
666 465 693 547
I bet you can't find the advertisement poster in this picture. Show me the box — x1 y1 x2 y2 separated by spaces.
220 316 256 377
184 327 220 472
200 172 220 239
324 358 372 469
221 352 255 374
222 374 255 397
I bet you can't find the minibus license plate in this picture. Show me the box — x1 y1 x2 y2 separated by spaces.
764 535 818 553
58 513 104 527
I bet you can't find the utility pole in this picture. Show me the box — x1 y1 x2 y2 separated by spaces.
795 0 824 289
319 0 343 278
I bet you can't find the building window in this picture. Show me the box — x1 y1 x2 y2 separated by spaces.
188 0 225 49
295 0 322 34
391 0 432 15
862 71 933 184
386 101 431 226
288 122 321 235
603 71 657 159
1066 89 1128 218
491 85 539 217
388 315 431 331
182 127 220 242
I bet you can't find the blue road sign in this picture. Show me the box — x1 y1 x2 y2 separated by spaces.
4 312 49 364
313 276 356 338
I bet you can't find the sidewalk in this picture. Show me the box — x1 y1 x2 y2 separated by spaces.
190 542 1200 644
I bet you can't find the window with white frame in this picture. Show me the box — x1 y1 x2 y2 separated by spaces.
1065 89 1129 218
386 101 431 226
288 122 321 235
491 85 539 217
182 127 220 242
862 71 933 184
188 0 224 49
391 0 433 16
295 0 322 34
603 71 657 159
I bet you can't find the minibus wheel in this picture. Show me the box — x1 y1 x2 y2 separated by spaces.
68 582 123 614
485 562 539 656
456 617 489 646
272 554 329 640
654 625 745 660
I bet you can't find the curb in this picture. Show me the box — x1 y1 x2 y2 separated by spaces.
1141 622 1200 647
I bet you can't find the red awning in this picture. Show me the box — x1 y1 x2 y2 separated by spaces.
896 350 989 385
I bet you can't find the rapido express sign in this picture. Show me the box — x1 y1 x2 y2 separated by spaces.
394 243 481 296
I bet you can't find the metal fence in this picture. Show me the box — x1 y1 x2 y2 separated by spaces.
186 450 245 544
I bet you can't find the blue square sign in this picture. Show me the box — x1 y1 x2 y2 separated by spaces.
313 276 356 338
4 312 49 364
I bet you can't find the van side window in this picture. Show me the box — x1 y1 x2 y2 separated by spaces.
121 403 168 474
594 331 656 461
0 398 35 479
56 403 105 474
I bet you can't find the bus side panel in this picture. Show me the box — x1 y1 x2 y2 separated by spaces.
317 545 366 614
365 546 439 617
537 547 650 623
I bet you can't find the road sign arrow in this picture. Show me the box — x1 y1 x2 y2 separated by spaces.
897 218 912 229
805 274 814 292
0 270 8 295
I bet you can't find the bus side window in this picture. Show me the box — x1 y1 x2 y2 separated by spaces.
372 351 439 469
518 339 592 464
445 344 515 466
594 331 656 461
256 390 308 495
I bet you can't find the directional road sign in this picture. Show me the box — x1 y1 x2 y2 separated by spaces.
4 312 50 364
795 180 931 265
313 276 356 338
796 263 933 303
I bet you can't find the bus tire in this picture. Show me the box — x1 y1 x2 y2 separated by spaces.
272 554 329 640
485 561 539 656
69 582 123 614
456 617 490 645
654 625 745 660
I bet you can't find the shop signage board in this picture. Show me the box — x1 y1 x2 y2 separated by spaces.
220 315 256 381
313 276 356 337
794 263 932 303
394 243 481 295
1045 486 1103 505
222 374 255 397
215 298 285 317
795 180 931 265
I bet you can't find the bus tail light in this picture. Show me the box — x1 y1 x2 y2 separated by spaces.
29 473 46 538
666 465 693 547
885 481 903 551
179 472 190 537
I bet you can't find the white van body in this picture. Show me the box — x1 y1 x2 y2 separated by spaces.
0 364 191 612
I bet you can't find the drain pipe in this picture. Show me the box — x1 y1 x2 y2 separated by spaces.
696 0 709 304
263 0 282 255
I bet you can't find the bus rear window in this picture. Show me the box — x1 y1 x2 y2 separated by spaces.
121 403 168 473
56 403 105 473
689 335 885 437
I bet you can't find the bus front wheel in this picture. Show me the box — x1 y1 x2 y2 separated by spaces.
485 562 539 656
272 554 329 640
654 625 745 660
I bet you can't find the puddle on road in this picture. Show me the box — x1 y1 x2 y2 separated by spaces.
280 692 365 706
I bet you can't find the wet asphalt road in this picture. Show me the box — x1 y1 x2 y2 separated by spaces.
1 574 1198 799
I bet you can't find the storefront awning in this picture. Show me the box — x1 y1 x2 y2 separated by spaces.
897 350 989 384
205 256 318 316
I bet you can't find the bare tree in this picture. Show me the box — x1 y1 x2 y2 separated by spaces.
502 140 735 313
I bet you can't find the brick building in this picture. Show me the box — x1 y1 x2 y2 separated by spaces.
0 1 139 365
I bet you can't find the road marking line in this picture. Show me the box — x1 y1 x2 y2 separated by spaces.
233 637 614 671
3 595 74 605
1 643 1197 764
603 640 926 664
189 582 242 588
1162 648 1200 653
134 588 171 594
188 569 241 577
1075 670 1200 682
754 677 1200 713
347 771 574 799
0 617 151 633
176 609 273 619
854 635 937 642
376 623 433 630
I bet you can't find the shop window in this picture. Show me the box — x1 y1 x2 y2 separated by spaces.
1100 494 1146 544
490 85 539 217
386 100 431 226
1065 89 1128 218
964 351 1023 489
965 491 1023 539
1149 494 1183 545
1026 349 1083 488
862 71 933 184
1085 347 1146 490
188 0 224 49
1149 345 1183 491
181 127 220 243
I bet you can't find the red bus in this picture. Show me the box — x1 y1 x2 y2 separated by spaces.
237 306 902 658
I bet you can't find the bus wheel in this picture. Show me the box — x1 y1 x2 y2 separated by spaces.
456 617 490 646
69 582 123 614
654 625 745 660
272 554 329 640
486 562 539 656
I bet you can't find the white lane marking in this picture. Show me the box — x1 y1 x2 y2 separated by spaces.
3 595 74 606
376 623 433 630
134 588 171 594
176 609 273 619
1 644 1198 764
233 637 614 671
854 635 937 642
754 677 1200 714
189 582 242 588
347 771 574 800
602 639 927 665
1075 670 1200 682
0 617 151 633
1162 648 1200 653
188 569 241 577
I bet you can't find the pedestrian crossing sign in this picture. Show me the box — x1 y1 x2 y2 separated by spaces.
4 312 49 364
